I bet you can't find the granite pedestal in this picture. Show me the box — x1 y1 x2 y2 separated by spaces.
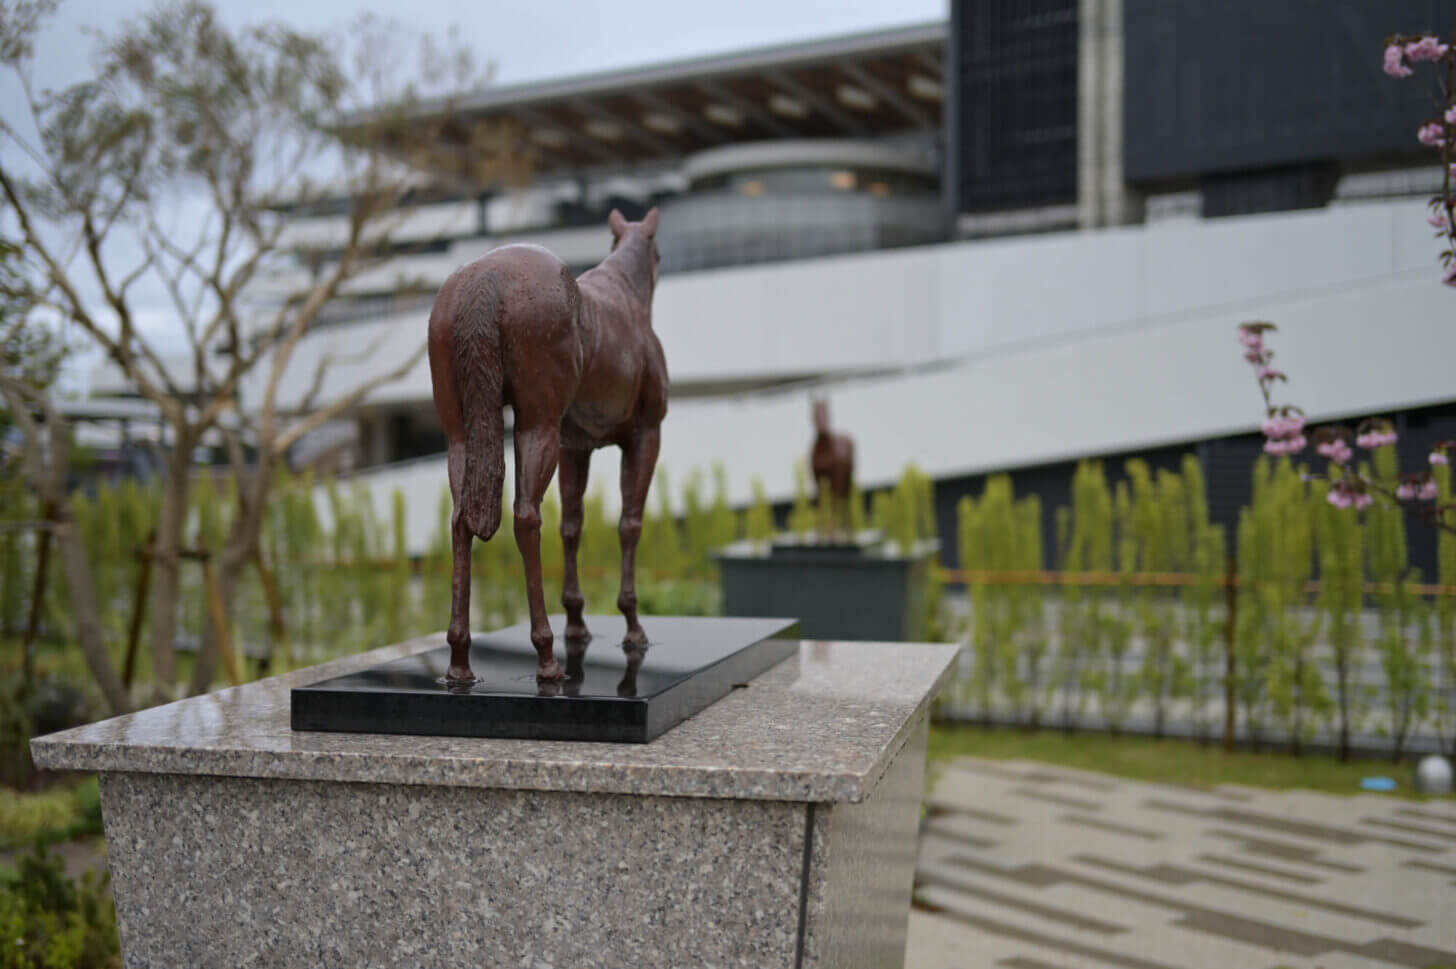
32 631 958 969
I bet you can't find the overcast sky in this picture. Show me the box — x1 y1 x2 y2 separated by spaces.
3 0 945 378
18 0 945 100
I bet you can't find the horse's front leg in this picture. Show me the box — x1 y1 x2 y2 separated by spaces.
513 424 565 680
559 446 592 644
617 424 661 648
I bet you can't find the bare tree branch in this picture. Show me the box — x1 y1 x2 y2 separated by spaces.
294 325 394 415
0 166 181 418
80 208 185 402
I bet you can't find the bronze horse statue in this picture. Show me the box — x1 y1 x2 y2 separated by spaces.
810 399 855 534
427 208 667 682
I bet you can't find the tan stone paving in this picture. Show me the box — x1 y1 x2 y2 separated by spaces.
907 758 1456 969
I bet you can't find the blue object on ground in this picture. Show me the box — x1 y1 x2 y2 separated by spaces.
1360 777 1397 791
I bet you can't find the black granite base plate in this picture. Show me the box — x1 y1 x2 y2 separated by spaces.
290 615 800 743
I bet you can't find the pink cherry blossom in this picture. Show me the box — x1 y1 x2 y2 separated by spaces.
1431 451 1450 465
1384 43 1414 77
1317 439 1353 465
1262 415 1305 438
1354 492 1373 511
1397 481 1418 500
1263 435 1306 456
1446 104 1456 125
1327 487 1354 510
1420 479 1440 501
1431 212 1451 230
1449 162 1456 178
1419 122 1446 146
1445 260 1456 287
1405 36 1450 62
1238 329 1263 349
1356 429 1398 449
1243 349 1263 364
1258 366 1285 381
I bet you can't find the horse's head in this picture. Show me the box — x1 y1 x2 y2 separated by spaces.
608 207 661 290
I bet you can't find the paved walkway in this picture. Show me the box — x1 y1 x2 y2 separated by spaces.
908 758 1456 969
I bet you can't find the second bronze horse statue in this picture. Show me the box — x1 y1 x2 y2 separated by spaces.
427 209 668 683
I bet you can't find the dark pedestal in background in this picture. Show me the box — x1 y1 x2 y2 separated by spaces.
717 535 937 642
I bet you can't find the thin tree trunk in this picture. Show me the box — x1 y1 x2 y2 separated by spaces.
122 535 153 687
20 509 52 695
55 516 132 716
0 383 132 716
148 444 193 702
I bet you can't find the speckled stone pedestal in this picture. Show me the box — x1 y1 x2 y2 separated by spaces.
32 634 957 969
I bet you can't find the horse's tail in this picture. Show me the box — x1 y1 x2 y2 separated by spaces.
453 278 506 541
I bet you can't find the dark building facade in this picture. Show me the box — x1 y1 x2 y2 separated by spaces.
945 0 1080 215
945 0 1450 220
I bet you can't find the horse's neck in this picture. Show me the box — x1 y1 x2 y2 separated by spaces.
591 240 654 309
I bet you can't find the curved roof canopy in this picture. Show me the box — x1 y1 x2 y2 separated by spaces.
353 21 945 183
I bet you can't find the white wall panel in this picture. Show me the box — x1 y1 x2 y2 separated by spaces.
652 244 939 381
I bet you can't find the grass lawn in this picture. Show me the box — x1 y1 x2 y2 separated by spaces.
927 723 1447 800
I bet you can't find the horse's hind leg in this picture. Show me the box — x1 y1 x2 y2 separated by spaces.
617 424 661 648
513 423 565 680
445 438 475 683
559 446 592 644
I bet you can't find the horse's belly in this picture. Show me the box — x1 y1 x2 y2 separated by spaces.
562 398 635 448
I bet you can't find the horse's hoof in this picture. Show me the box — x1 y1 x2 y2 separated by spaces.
445 665 477 685
537 659 566 682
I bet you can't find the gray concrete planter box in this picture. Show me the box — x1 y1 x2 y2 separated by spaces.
32 630 957 968
717 534 939 642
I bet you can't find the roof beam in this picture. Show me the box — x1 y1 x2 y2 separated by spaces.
632 90 729 146
837 61 937 128
913 49 943 75
765 70 868 137
694 79 796 138
571 99 677 157
510 106 617 165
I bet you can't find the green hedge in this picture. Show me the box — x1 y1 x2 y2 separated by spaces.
947 455 1454 761
3 462 945 692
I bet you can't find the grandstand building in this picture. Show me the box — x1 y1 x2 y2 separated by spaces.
184 0 1456 562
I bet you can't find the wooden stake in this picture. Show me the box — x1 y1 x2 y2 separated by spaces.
1223 554 1239 753
253 550 288 671
202 558 243 686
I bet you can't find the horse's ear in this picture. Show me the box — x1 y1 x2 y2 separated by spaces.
641 207 660 236
608 209 628 239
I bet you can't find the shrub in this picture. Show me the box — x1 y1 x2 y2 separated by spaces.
0 842 119 969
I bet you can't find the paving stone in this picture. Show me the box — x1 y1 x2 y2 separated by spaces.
907 757 1456 969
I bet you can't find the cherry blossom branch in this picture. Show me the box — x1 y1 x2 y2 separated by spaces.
1238 322 1456 533
1383 32 1456 285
